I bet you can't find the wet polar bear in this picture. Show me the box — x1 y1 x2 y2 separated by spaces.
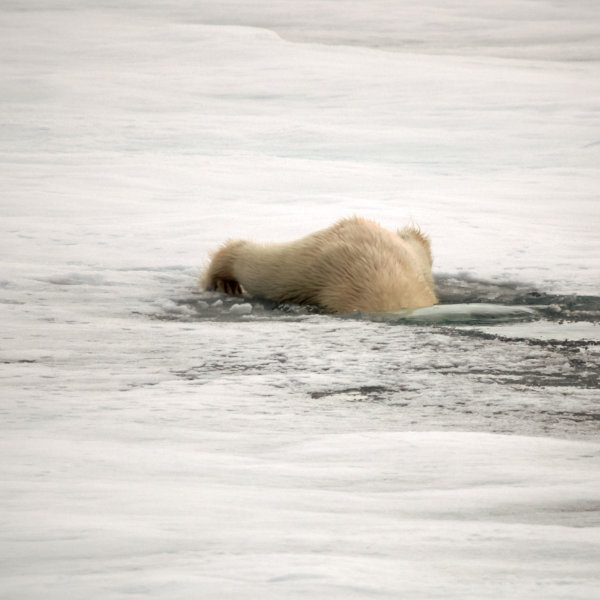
203 216 437 313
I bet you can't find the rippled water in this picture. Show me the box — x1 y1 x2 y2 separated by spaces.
159 275 600 442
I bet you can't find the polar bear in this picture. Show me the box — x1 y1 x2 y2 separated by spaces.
203 216 437 313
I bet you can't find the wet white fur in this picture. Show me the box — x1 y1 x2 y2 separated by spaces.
203 216 437 313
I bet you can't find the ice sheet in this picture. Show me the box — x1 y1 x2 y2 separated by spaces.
1 1 599 598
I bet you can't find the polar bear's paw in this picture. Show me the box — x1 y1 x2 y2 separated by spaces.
210 277 244 296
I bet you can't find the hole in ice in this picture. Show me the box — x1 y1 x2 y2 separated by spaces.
157 272 600 331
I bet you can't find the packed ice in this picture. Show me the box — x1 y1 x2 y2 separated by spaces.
1 1 599 598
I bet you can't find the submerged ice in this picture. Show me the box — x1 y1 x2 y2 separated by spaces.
1 1 599 599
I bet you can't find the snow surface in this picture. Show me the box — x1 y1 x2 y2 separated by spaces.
1 1 599 598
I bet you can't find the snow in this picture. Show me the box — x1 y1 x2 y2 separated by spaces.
1 1 599 598
2 429 599 598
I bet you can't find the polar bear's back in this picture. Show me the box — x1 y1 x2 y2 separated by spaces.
226 217 437 313
309 217 436 312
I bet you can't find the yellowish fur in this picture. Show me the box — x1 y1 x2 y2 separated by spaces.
203 216 437 313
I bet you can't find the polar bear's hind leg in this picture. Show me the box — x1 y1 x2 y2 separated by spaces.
203 240 245 296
